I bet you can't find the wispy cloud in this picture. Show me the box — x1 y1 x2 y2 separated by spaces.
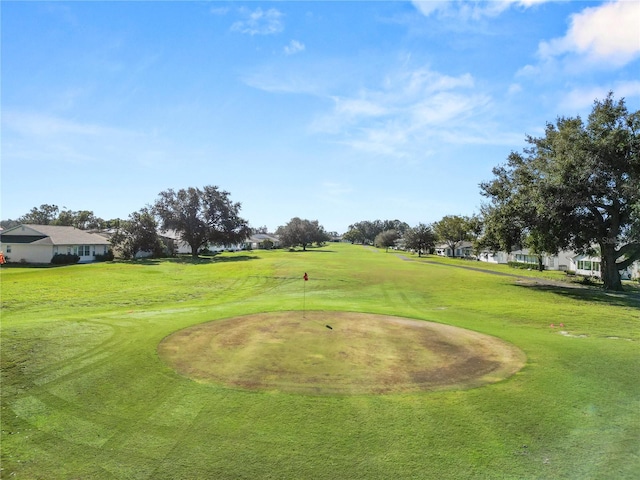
210 6 230 16
3 110 122 137
1 110 166 168
231 7 284 36
310 66 501 158
411 0 551 20
537 0 640 68
284 40 305 55
560 80 640 112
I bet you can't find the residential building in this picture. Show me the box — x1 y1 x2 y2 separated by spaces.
0 224 111 264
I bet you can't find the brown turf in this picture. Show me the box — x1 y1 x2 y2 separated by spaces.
158 311 526 395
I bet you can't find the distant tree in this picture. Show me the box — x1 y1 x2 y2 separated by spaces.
19 204 60 225
433 215 473 258
381 219 410 235
343 226 366 244
345 219 409 245
252 225 269 234
374 229 400 252
276 217 329 251
480 93 640 290
111 208 164 260
153 186 250 258
259 238 274 250
0 219 20 230
403 223 436 256
54 209 103 229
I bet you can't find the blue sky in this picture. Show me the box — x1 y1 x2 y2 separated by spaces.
2 1 639 233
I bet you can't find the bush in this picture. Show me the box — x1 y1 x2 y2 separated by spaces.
508 261 536 270
94 249 115 262
51 253 80 265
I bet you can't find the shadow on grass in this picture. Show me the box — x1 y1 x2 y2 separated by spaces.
132 254 259 266
287 249 335 253
513 283 640 308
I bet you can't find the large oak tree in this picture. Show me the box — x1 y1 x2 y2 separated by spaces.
403 223 436 256
433 215 474 258
480 94 639 291
276 217 329 251
153 186 250 258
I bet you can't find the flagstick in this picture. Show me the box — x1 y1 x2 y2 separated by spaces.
303 278 306 318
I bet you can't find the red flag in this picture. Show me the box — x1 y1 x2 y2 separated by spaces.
303 272 308 281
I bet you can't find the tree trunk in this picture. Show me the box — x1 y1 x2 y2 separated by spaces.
601 243 623 291
537 255 544 272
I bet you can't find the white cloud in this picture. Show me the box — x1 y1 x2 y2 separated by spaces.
210 6 230 16
311 66 498 158
538 0 640 67
231 8 284 36
560 80 640 111
3 110 121 137
507 83 523 95
284 40 305 55
411 0 552 20
332 97 388 119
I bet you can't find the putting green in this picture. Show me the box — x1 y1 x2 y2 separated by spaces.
158 311 526 395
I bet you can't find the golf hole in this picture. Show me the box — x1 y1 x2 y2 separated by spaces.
158 311 526 395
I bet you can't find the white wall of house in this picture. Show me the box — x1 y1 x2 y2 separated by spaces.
572 255 640 280
477 249 575 271
571 255 601 277
435 242 473 258
1 242 110 264
1 243 53 264
477 251 508 264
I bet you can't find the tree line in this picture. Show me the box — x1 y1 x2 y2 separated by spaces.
343 94 639 291
3 94 637 290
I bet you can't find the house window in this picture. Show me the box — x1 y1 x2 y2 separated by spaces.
515 254 537 264
577 260 600 271
6 245 11 253
78 245 90 256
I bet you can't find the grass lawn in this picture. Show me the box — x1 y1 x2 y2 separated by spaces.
1 243 639 479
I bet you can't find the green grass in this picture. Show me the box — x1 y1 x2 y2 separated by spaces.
1 243 639 479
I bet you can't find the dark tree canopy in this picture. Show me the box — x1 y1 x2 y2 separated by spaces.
276 217 329 251
433 215 474 257
19 204 60 225
403 223 436 256
344 219 409 245
111 208 164 260
374 229 400 252
480 93 640 290
153 186 250 258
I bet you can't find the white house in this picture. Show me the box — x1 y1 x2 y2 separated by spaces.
159 230 245 255
0 224 111 264
247 233 280 250
435 241 474 258
570 253 639 280
476 246 639 280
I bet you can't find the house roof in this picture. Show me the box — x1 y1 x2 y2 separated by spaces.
249 233 280 242
0 224 111 246
435 241 474 250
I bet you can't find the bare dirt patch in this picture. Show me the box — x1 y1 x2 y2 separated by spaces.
158 311 526 395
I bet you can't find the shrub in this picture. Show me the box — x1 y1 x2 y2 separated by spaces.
51 253 80 265
508 261 536 270
94 250 115 262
